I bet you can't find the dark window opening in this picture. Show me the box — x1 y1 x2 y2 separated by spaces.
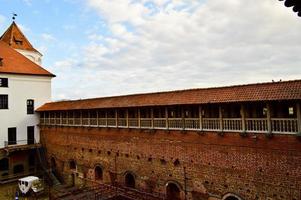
27 99 34 114
0 158 9 171
69 160 76 170
0 95 8 109
27 126 35 144
166 183 181 200
95 166 103 181
13 164 24 174
8 127 16 145
28 154 35 167
125 173 135 188
0 78 8 87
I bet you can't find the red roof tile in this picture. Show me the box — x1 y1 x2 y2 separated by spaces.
37 80 301 111
0 41 55 77
0 22 41 54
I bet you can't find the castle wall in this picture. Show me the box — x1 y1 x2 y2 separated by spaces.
40 126 301 200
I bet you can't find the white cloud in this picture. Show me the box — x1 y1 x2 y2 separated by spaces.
52 0 301 100
41 33 56 42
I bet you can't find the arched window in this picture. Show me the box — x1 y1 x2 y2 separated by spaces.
69 160 76 170
125 172 135 188
222 193 242 200
95 166 103 181
166 182 181 200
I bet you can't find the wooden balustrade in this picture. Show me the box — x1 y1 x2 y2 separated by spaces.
203 118 220 130
184 118 200 130
223 118 242 131
107 118 116 127
271 118 298 133
140 118 152 128
153 118 166 129
128 118 139 128
118 118 127 127
40 116 299 134
246 118 268 132
168 118 183 129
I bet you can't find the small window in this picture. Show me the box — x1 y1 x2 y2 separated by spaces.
0 78 8 87
263 107 268 116
0 95 8 109
289 107 294 115
27 99 34 114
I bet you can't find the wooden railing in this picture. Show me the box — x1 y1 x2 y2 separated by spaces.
203 118 220 130
246 118 268 132
40 117 299 134
223 118 242 131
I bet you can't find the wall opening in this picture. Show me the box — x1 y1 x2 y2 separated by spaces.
0 158 9 171
222 193 242 200
125 173 135 188
69 160 76 170
13 164 24 174
95 166 103 181
166 182 181 200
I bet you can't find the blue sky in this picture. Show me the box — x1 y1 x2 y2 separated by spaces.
0 0 300 100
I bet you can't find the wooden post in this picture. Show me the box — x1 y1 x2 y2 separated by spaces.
241 104 246 132
126 109 129 128
115 109 118 128
80 110 83 126
138 108 141 128
73 111 75 126
88 110 90 126
96 110 99 127
267 103 272 133
296 102 301 133
151 108 154 129
181 106 185 130
105 110 108 127
165 107 169 129
219 105 223 131
60 111 62 126
199 106 203 131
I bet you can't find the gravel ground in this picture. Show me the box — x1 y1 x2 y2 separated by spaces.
0 182 49 200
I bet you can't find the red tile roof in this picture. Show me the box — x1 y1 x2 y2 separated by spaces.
0 22 41 54
0 41 55 77
37 80 301 111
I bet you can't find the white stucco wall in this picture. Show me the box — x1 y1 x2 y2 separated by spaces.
15 49 43 65
0 74 52 148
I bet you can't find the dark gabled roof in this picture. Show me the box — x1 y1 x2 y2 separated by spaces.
37 79 301 111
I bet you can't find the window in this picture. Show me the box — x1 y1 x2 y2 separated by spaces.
289 107 294 115
27 126 35 145
8 127 16 145
27 99 34 114
0 95 8 109
0 78 8 87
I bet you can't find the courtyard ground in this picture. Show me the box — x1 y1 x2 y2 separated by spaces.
0 182 49 200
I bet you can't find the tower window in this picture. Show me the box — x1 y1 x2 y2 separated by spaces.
27 99 34 114
0 78 8 87
0 95 8 109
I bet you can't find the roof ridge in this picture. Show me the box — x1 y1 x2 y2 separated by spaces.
50 79 301 104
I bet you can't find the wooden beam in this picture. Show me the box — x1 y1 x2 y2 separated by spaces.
296 102 301 133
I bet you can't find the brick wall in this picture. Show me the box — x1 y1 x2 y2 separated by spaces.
40 127 301 200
